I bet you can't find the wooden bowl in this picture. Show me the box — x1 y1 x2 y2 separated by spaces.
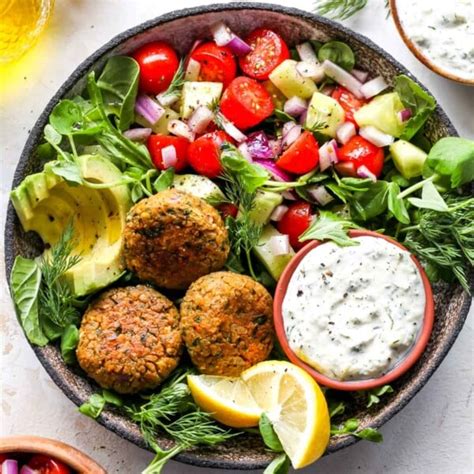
389 0 474 85
3 2 471 470
0 436 106 473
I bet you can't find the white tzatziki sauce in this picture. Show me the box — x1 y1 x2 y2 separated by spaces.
397 0 474 80
282 236 425 381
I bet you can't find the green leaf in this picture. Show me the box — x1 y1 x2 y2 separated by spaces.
49 161 83 185
154 168 175 193
97 56 140 131
408 180 449 212
274 109 296 123
49 100 83 135
366 385 394 408
60 324 79 364
351 181 389 221
328 400 346 418
44 124 62 145
318 41 355 71
356 427 383 443
325 182 351 203
339 177 373 191
314 0 368 20
426 137 474 188
394 75 436 140
387 182 410 224
10 256 48 346
102 390 123 407
263 453 290 474
389 173 410 187
300 210 360 246
343 418 360 432
259 413 284 452
79 393 106 419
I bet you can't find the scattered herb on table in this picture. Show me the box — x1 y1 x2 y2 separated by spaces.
366 385 394 408
331 418 383 443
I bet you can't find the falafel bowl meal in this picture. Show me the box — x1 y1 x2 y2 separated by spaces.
5 4 473 473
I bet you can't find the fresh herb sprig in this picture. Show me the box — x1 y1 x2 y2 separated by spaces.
314 0 368 20
156 59 186 105
331 418 383 443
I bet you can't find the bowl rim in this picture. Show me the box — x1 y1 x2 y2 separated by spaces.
273 230 435 391
389 0 474 86
3 2 471 470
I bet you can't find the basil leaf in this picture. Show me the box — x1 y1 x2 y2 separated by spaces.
300 210 360 246
97 56 140 131
60 324 79 364
356 427 383 443
408 181 449 212
154 168 175 193
394 75 436 140
426 137 474 188
263 453 290 474
351 181 389 221
79 393 105 419
10 256 48 346
387 182 410 224
102 390 123 407
259 413 284 452
318 41 355 71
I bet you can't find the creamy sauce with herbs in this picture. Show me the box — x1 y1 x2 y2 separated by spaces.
282 237 425 381
398 0 474 80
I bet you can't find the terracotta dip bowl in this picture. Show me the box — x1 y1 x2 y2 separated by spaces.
3 2 471 470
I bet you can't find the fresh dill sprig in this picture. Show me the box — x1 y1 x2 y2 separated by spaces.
314 0 368 20
207 97 225 130
156 59 185 103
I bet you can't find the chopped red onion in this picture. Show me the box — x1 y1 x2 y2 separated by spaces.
156 91 179 107
220 116 247 143
398 108 413 122
269 138 282 157
270 204 289 222
319 139 339 171
269 234 291 256
161 145 177 169
189 39 204 54
357 165 377 182
168 119 195 141
211 21 234 46
296 61 325 82
360 76 388 99
299 109 308 125
322 60 364 99
320 84 336 96
335 162 357 177
185 58 201 81
282 190 298 200
2 460 18 474
296 42 319 64
188 105 214 134
283 96 308 117
253 159 292 182
282 121 296 136
19 467 37 474
246 131 273 159
123 127 152 143
282 123 302 148
307 185 334 206
228 34 252 56
238 142 253 162
359 125 394 147
336 121 356 145
351 68 369 83
135 94 165 126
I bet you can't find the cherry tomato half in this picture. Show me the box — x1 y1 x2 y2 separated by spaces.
217 203 239 219
277 202 313 250
147 134 190 172
133 42 180 94
220 76 274 130
189 42 237 88
188 130 232 178
28 455 71 474
276 131 320 175
239 28 290 80
337 135 385 177
331 86 367 124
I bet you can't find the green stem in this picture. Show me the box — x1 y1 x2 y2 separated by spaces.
245 250 257 280
399 224 420 233
397 176 434 200
68 135 79 161
141 445 184 474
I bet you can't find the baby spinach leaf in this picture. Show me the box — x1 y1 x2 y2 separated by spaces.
97 56 140 131
79 393 106 419
339 177 373 191
10 256 48 346
394 75 436 140
263 453 290 474
331 417 359 435
426 137 474 188
366 385 394 408
60 324 79 364
259 413 284 452
50 161 83 185
356 428 383 443
154 168 175 193
387 182 410 224
44 124 62 146
350 181 389 221
318 41 355 71
50 100 83 135
408 180 449 212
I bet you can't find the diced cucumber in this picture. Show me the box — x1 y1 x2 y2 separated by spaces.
135 106 179 135
243 191 283 226
390 140 428 179
305 92 345 137
269 60 317 99
181 81 223 119
253 225 295 281
353 92 405 137
171 174 225 203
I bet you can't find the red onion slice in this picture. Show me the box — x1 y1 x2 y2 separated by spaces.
185 58 201 81
269 234 291 256
188 105 214 134
357 165 377 182
211 21 233 46
322 60 364 99
283 96 308 117
246 131 274 159
336 121 356 145
228 34 252 56
319 139 339 171
296 42 319 64
20 466 37 474
398 108 413 122
189 39 204 54
220 116 247 143
123 127 152 143
360 76 388 99
238 142 253 162
269 138 282 157
156 91 179 107
296 61 325 82
135 94 165 126
161 145 177 169
282 123 302 148
351 68 369 83
282 190 298 200
307 185 335 206
2 460 18 474
168 119 195 141
253 159 292 182
359 125 394 147
270 204 289 222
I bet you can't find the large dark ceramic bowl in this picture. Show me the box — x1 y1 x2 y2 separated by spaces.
4 3 471 470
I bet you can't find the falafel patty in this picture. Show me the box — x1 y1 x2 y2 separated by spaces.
180 272 274 376
122 189 229 290
76 285 182 394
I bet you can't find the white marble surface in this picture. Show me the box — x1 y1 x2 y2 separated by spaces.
0 1 472 473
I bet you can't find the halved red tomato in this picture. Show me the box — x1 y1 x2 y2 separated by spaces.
337 135 385 177
28 455 71 474
331 86 367 124
277 202 313 250
147 134 190 171
276 131 319 175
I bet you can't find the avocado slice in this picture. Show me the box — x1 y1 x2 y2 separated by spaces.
253 225 295 281
171 174 225 203
10 154 132 296
390 140 428 179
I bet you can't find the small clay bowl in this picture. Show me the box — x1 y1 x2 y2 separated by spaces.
274 230 435 391
0 436 106 473
389 0 474 86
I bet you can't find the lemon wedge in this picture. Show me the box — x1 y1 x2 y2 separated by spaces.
241 361 330 469
187 375 262 428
